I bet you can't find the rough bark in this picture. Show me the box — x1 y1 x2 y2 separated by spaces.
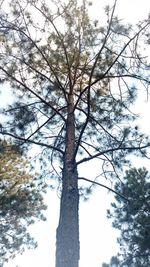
56 94 80 267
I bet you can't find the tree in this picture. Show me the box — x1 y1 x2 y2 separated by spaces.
103 167 150 267
0 0 149 266
0 140 47 266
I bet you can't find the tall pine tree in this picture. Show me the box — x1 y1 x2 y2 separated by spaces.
0 1 150 266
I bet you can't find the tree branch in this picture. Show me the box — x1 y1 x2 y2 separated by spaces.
32 3 73 94
91 21 150 87
0 131 64 155
73 1 118 158
0 66 66 122
0 21 68 102
74 20 150 110
78 177 129 201
26 106 67 141
77 143 150 165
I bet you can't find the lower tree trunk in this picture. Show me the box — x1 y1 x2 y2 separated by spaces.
55 93 79 267
55 164 80 267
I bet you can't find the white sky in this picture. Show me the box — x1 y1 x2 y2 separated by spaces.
2 0 150 267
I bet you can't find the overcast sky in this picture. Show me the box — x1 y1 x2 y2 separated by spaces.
3 0 150 267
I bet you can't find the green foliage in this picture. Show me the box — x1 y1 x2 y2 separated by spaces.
0 141 47 266
104 168 150 267
0 140 33 195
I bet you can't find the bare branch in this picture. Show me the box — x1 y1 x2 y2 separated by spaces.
78 177 129 201
77 143 150 165
0 131 64 155
26 106 67 141
76 106 120 144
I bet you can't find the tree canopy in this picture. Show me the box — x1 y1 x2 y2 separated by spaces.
103 168 150 267
0 0 149 173
0 140 47 266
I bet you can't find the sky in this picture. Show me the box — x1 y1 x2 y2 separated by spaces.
1 0 150 267
91 0 150 23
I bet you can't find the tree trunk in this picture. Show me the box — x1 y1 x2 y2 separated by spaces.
55 94 80 267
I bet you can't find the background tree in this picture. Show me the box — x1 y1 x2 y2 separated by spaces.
0 0 150 267
103 167 150 267
0 140 47 266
